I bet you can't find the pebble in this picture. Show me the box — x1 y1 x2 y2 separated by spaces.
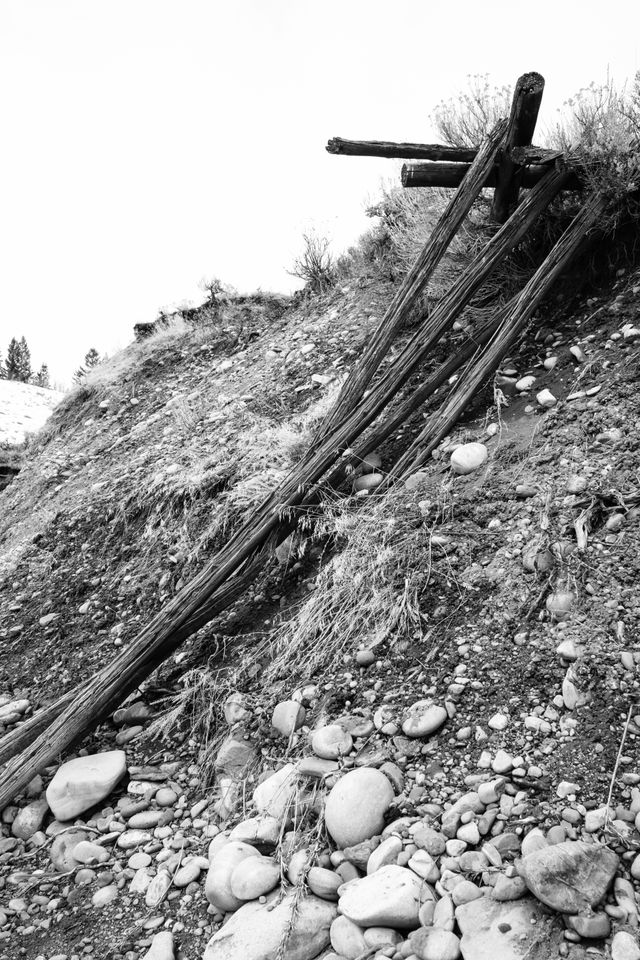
450 443 488 475
92 884 118 907
271 700 306 737
612 931 640 960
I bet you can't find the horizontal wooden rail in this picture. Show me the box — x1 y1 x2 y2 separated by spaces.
401 161 581 191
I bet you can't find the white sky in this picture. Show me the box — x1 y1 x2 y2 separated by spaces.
1 1 639 385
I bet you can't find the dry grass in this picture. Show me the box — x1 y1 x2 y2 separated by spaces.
263 488 433 689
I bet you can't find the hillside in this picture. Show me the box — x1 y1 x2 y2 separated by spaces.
0 256 639 960
0 380 63 492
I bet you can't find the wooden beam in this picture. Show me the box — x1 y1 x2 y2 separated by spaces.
316 120 508 439
491 72 545 222
327 137 564 168
401 161 581 191
326 137 477 162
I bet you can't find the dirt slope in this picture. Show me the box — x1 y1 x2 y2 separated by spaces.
0 268 639 960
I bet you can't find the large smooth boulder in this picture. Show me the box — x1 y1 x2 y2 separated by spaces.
517 840 619 914
203 892 336 960
456 897 560 960
338 864 429 929
325 768 393 848
46 751 126 821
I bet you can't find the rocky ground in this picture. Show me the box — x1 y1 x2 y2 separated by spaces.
0 269 639 960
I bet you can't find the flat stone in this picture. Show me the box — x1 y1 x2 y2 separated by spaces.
517 840 618 914
338 864 429 929
456 897 560 960
325 768 394 849
45 751 126 821
565 912 610 938
203 892 336 960
402 701 447 738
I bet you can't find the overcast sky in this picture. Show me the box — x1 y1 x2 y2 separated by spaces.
1 1 639 385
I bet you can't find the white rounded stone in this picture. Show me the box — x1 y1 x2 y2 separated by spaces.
402 701 447 738
230 855 279 900
46 751 126 821
325 768 394 849
311 724 353 760
450 443 488 476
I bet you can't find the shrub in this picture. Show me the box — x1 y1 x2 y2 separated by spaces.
289 231 336 294
433 74 512 148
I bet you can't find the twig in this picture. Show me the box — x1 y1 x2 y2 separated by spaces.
603 705 633 830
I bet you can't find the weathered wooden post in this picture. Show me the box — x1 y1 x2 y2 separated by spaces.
490 71 545 222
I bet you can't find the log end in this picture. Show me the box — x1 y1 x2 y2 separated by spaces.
515 71 545 96
401 163 410 187
326 138 341 154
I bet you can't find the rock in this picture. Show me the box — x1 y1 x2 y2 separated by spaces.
492 875 527 901
203 892 336 960
229 816 281 847
343 836 381 871
456 897 558 960
517 840 618 913
11 798 49 840
215 737 257 777
173 859 203 888
536 389 556 408
205 841 261 912
450 443 488 476
414 928 461 960
565 913 610 938
141 931 175 960
297 757 339 779
271 701 306 737
307 867 342 901
330 915 367 959
72 840 110 865
311 724 353 759
253 764 298 821
368 836 403 874
612 931 640 960
223 693 252 725
402 701 447 738
230 855 279 900
364 927 402 949
353 473 384 493
338 864 428 929
145 870 172 908
325 768 394 848
92 884 118 907
50 829 88 872
45 751 126 820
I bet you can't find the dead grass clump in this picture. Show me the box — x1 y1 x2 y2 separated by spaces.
264 489 431 687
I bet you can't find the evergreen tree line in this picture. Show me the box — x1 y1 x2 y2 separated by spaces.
0 337 103 389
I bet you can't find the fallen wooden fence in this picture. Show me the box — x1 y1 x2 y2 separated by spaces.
0 90 604 808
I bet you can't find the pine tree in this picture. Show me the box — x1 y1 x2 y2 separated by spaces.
5 338 21 380
84 347 100 369
0 351 5 380
74 347 102 384
34 364 51 388
17 337 32 383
